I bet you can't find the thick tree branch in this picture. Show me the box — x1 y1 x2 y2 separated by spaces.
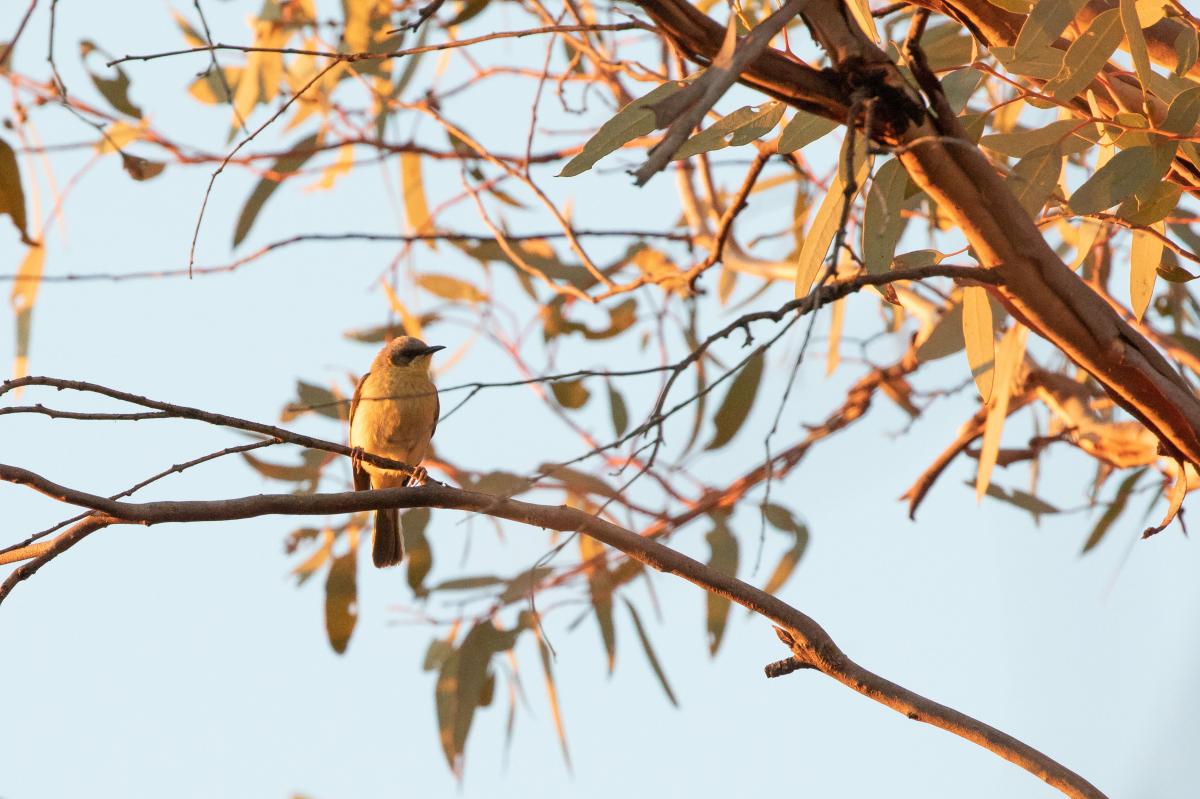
0 463 1106 799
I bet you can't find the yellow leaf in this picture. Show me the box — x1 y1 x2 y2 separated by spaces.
825 297 844 377
96 120 149 153
844 0 880 43
1130 222 1165 321
401 152 436 249
10 245 45 388
962 286 995 402
381 280 424 338
976 324 1028 502
794 134 871 297
307 143 354 192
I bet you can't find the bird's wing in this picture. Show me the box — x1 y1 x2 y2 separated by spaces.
350 371 371 492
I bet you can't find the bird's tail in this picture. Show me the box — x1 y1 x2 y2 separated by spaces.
372 508 404 568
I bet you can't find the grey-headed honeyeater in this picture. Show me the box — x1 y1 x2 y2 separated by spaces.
349 336 444 568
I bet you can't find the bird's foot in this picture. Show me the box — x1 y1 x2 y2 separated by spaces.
350 445 365 472
408 465 429 486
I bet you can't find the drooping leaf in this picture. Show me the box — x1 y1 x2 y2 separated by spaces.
607 382 629 437
705 348 764 450
1120 0 1154 93
672 101 784 160
1068 143 1177 215
579 536 616 673
417 273 487 303
233 134 319 246
980 483 1061 516
916 300 965 362
324 546 359 655
403 507 433 597
558 79 689 177
401 152 436 247
1144 466 1188 538
10 246 44 382
435 646 462 773
1082 468 1146 553
1044 9 1124 102
451 620 521 763
423 637 455 672
795 134 871 296
1130 222 1165 321
551 379 591 410
622 599 678 707
826 297 845 377
778 110 838 153
497 566 555 605
862 158 909 275
704 523 738 656
1175 26 1199 77
976 324 1028 501
760 503 808 596
535 632 571 770
962 285 996 402
0 136 32 244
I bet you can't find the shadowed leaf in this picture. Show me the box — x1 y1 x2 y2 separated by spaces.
558 79 688 177
778 110 838 153
1083 468 1145 552
623 598 678 706
551 379 591 409
1044 9 1124 101
704 523 738 655
705 348 764 450
324 546 358 654
672 101 784 159
0 136 32 244
607 382 629 437
233 134 319 246
403 507 433 597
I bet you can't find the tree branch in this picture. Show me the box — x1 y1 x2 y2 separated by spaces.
0 462 1107 799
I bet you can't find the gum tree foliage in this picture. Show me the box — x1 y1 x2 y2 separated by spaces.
2 0 1200 795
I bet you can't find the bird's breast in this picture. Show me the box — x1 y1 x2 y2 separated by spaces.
350 370 438 471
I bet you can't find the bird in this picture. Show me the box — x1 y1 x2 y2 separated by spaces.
348 335 444 568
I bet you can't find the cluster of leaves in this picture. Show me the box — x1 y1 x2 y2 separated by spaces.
6 0 1200 778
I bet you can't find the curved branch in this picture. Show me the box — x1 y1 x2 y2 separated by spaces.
0 462 1106 799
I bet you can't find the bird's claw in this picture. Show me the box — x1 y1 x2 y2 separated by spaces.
350 445 365 472
408 465 429 486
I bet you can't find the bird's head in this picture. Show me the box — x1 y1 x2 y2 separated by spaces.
381 335 445 372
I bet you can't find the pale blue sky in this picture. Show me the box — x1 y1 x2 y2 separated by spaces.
2 3 1198 798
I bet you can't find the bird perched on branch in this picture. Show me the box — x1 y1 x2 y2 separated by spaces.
349 336 444 568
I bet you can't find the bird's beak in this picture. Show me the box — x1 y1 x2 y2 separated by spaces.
423 345 446 355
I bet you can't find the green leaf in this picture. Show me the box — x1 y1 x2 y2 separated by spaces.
1121 0 1154 93
1161 86 1200 135
423 636 454 672
778 110 838 153
580 537 616 673
704 523 738 656
623 598 679 707
471 471 533 497
282 380 346 422
980 120 1099 157
892 249 944 270
1082 468 1146 552
705 348 764 450
538 463 621 498
941 68 983 113
672 102 784 160
559 79 688 177
550 378 591 409
451 621 521 770
1119 181 1182 226
497 566 555 605
1174 25 1199 77
1015 0 1090 58
80 40 142 118
1044 9 1124 101
862 158 909 275
760 503 808 596
1131 222 1165 321
795 134 871 296
324 548 358 655
403 507 433 597
430 575 505 592
1007 144 1062 218
1158 253 1197 282
916 300 965 362
233 134 318 246
980 483 1061 515
435 646 462 773
1069 143 1177 215
991 45 1065 80
0 136 32 244
417 273 487 303
607 381 629 437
